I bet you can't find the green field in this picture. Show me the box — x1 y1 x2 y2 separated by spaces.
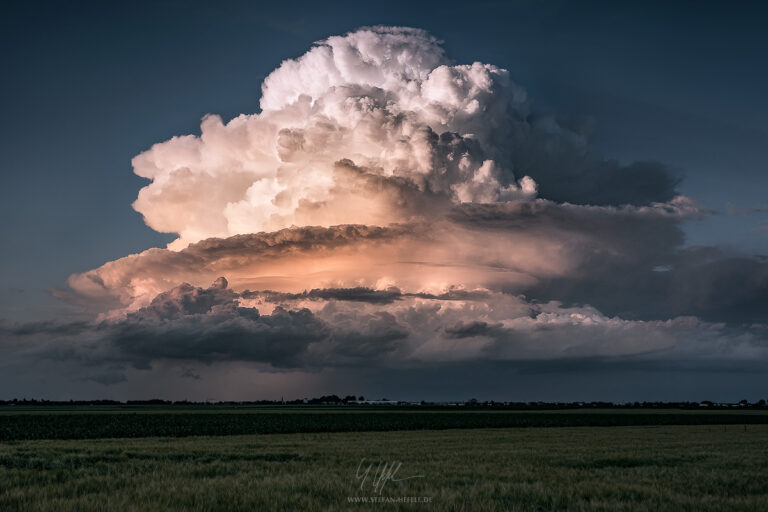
2 408 767 510
1 425 767 511
1 407 767 440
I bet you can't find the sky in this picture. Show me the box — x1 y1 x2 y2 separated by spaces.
0 0 766 402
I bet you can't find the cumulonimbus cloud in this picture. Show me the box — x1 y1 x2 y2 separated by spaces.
130 26 678 250
4 26 766 389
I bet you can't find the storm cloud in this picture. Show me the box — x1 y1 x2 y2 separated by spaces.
2 26 766 399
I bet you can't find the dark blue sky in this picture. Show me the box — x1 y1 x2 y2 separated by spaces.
1 0 766 321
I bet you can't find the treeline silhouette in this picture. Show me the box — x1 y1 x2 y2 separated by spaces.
1 397 767 409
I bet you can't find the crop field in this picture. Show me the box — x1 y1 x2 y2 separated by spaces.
1 406 767 440
1 424 767 511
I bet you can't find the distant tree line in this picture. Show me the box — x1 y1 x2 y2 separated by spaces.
0 397 767 409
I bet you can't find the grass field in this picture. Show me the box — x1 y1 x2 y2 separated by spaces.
1 406 767 440
1 424 767 511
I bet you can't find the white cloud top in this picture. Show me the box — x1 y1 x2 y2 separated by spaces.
132 26 534 249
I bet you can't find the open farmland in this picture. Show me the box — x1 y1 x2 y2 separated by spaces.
1 424 767 511
1 406 768 440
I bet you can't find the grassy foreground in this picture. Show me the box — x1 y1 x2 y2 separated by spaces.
1 425 767 511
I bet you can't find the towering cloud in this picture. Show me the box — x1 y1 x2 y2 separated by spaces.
131 26 675 251
3 26 766 396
